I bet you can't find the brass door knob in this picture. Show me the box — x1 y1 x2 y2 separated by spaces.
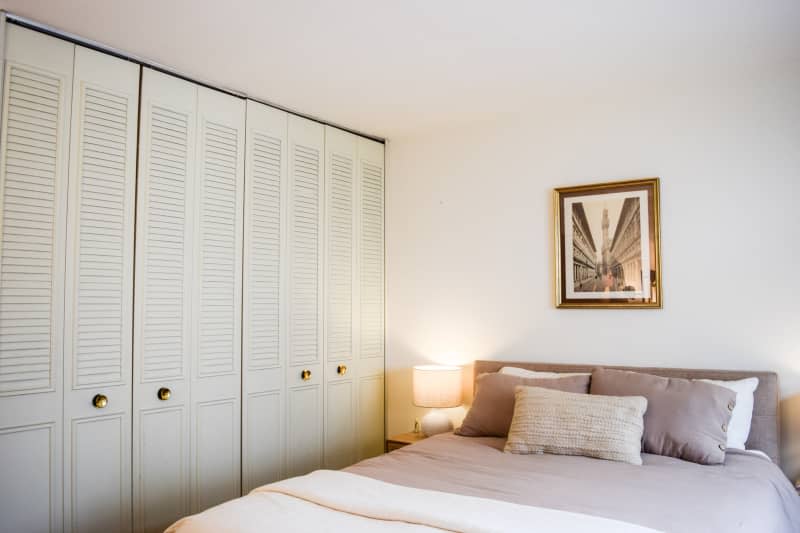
301 369 311 381
337 365 347 376
157 387 171 401
92 394 108 409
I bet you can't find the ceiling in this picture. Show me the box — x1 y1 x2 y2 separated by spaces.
3 0 799 139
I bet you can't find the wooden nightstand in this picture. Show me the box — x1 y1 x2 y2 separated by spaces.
386 431 427 452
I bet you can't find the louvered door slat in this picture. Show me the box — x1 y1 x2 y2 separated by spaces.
290 143 320 364
143 104 190 381
72 86 129 386
247 132 282 368
360 160 385 360
0 64 63 394
326 151 353 362
197 120 239 376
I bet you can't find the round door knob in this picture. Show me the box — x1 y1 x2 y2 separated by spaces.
157 387 171 401
301 369 311 381
92 394 108 409
337 365 347 376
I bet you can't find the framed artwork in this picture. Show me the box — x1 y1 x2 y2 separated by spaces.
554 178 662 308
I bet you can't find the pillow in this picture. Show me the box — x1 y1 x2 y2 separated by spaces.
456 372 590 437
504 386 647 465
499 366 590 379
698 377 759 450
590 368 736 465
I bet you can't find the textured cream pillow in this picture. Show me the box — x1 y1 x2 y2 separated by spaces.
505 386 648 465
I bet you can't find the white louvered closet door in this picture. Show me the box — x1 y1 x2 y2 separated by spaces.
63 46 139 533
190 87 245 512
285 115 325 477
133 68 197 533
0 25 73 533
323 126 357 469
242 100 288 492
356 137 385 461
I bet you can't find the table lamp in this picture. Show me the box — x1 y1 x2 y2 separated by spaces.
413 365 463 436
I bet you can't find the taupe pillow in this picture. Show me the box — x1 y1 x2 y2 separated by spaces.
590 368 736 465
456 372 590 437
505 386 647 465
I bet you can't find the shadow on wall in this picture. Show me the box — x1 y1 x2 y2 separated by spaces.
781 394 800 483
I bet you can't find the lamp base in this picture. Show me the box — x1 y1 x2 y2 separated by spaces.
420 409 453 437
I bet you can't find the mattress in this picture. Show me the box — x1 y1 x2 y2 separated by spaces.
346 433 800 533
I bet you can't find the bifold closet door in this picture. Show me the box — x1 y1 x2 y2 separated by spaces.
63 46 139 533
190 86 245 512
285 115 325 477
242 100 288 492
323 126 357 469
134 67 244 531
322 129 385 467
0 25 73 533
355 137 385 461
133 68 196 533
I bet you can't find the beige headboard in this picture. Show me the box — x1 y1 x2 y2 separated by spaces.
474 360 781 464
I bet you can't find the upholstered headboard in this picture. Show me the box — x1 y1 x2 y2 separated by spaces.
473 360 781 464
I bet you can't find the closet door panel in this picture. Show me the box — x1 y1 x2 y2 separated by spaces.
285 115 324 477
63 45 139 533
190 87 245 512
356 138 385 461
194 399 237 511
242 101 287 491
357 373 384 459
244 388 282 488
323 127 356 469
70 414 126 531
133 67 196 533
286 375 322 478
0 25 73 532
139 406 186 533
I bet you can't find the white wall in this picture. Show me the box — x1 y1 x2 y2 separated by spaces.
384 69 800 458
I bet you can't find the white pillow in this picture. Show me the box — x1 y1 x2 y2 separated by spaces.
699 377 759 450
499 366 590 379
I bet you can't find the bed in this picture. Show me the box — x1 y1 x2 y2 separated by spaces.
167 362 800 532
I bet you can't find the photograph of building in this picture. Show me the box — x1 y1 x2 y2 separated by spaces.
571 203 598 288
571 196 643 292
609 197 643 291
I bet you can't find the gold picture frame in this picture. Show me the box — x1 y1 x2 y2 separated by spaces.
554 178 662 308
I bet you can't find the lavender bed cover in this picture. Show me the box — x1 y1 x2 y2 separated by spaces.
346 433 800 533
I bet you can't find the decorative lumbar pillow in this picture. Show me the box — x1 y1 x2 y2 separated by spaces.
504 386 647 465
455 372 590 437
698 377 759 450
499 366 590 379
590 368 737 465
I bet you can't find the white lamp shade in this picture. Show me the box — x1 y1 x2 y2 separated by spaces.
413 365 463 408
